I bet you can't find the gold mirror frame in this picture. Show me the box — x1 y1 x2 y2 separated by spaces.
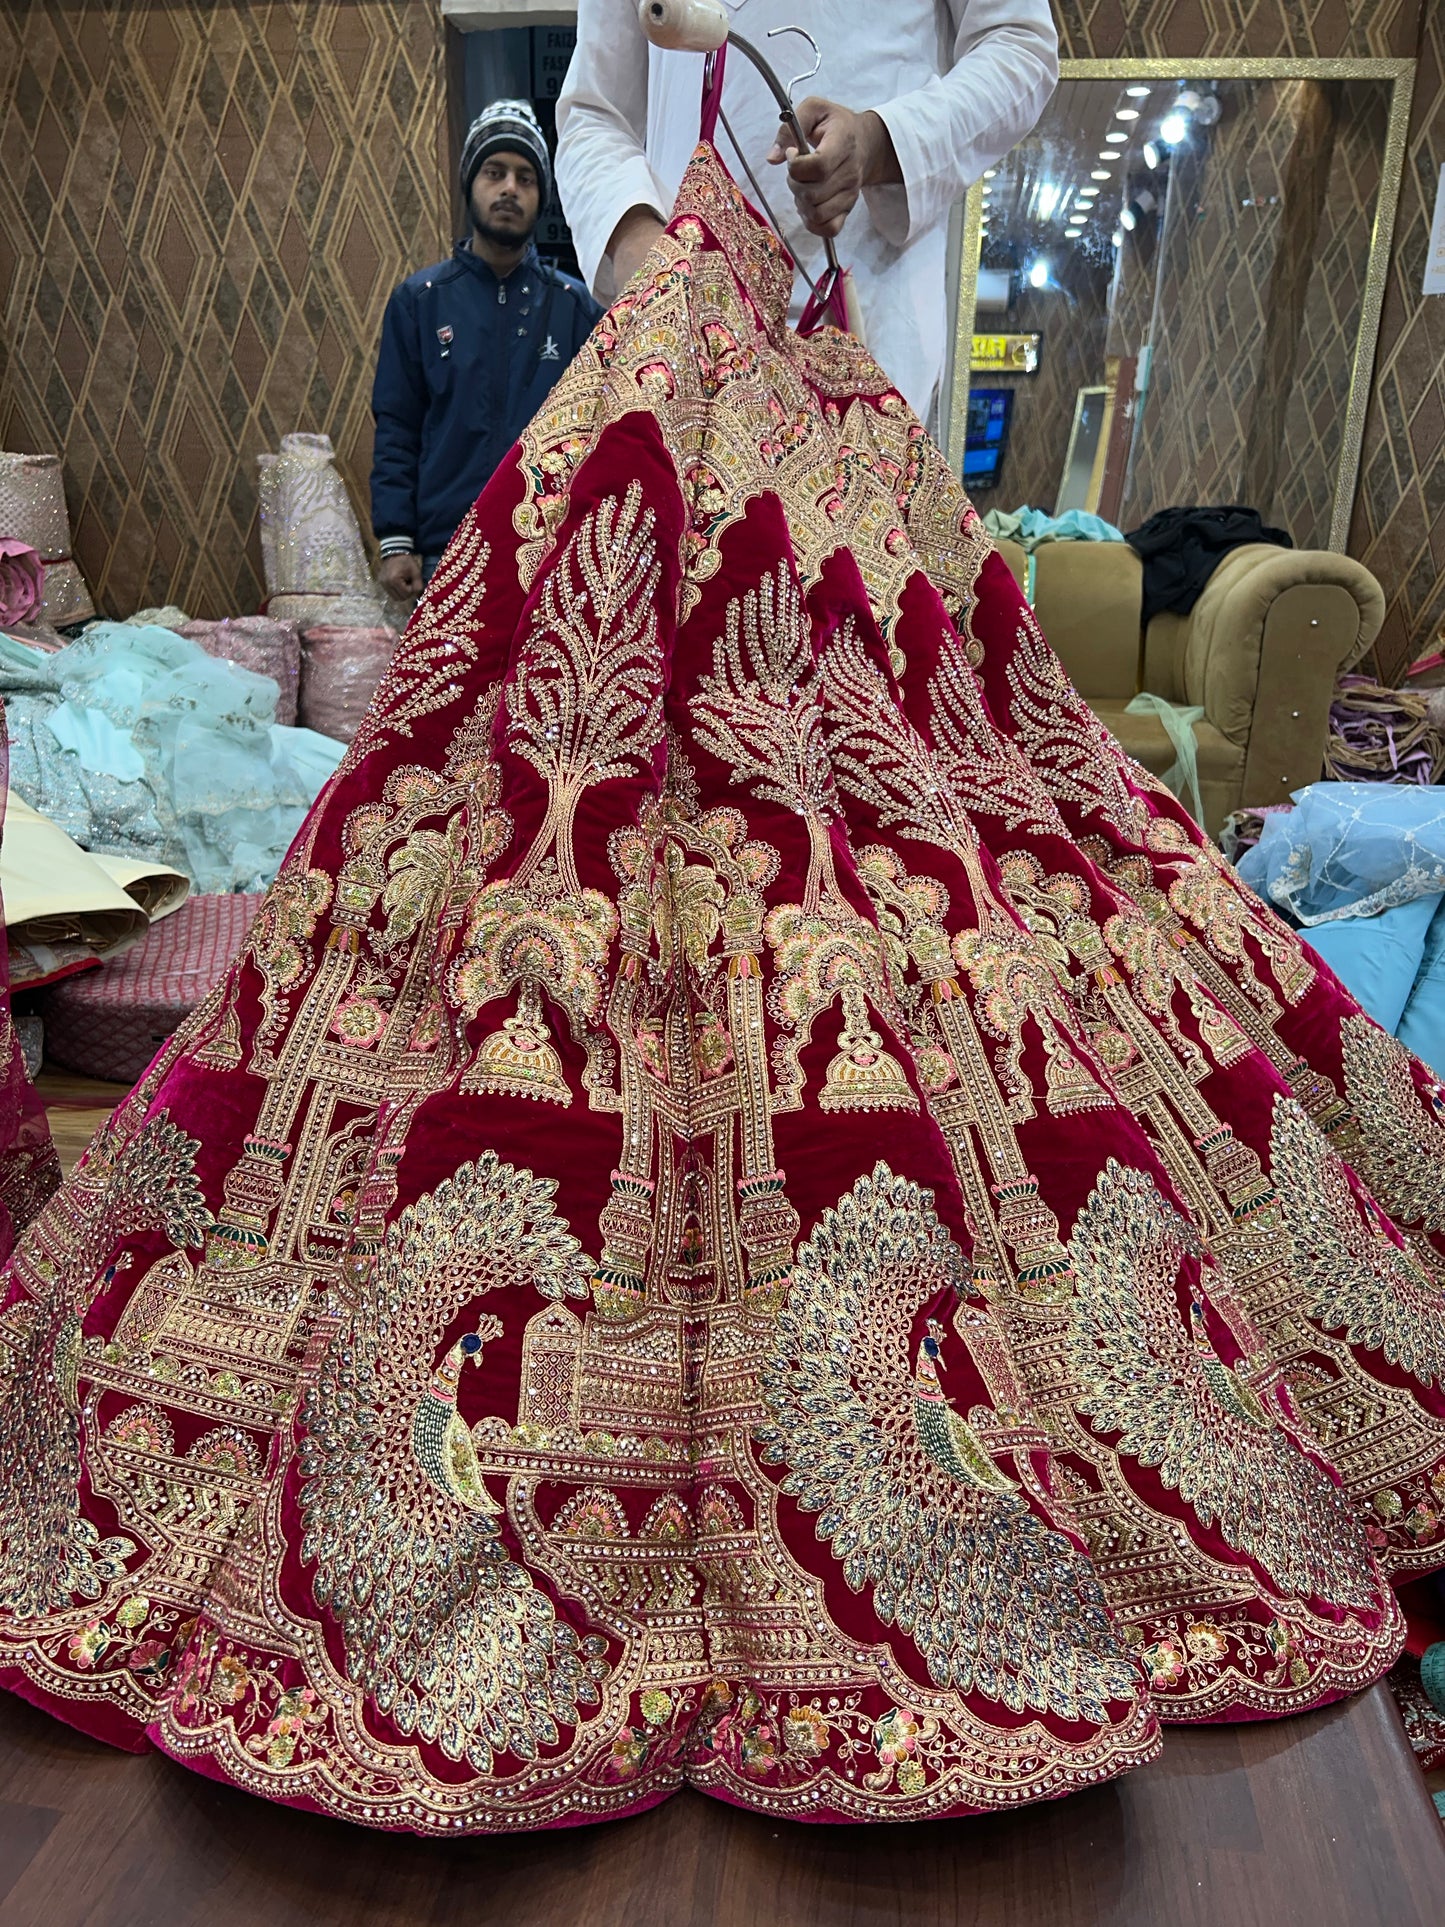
941 57 1416 551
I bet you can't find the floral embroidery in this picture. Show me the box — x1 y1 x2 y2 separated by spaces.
0 139 1439 1841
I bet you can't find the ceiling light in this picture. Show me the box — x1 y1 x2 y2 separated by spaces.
1065 226 1084 238
1112 229 1123 247
1118 205 1137 232
1142 140 1161 170
1115 108 1140 121
1126 85 1151 98
1104 128 1127 142
1037 182 1062 219
1027 258 1050 288
1091 168 1112 180
1099 150 1121 162
1160 111 1189 145
983 168 998 179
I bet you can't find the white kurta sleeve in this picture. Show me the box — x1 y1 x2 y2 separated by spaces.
864 0 1059 248
555 0 673 295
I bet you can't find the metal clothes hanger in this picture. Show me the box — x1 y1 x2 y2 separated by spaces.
637 0 860 329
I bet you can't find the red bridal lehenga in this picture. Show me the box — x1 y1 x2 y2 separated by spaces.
4 146 1445 1834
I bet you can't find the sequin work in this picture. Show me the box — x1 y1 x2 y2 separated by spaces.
1 145 1443 1833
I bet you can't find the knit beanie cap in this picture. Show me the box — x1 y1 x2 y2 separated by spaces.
460 98 552 208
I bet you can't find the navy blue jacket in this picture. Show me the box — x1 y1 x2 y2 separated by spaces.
370 241 602 559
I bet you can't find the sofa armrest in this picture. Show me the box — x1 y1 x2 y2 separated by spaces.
1162 545 1385 803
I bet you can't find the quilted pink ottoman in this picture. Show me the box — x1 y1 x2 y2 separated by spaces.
40 893 262 1084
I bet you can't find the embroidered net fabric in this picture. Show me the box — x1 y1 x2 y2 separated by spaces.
0 625 345 894
2 147 1445 1834
1237 781 1445 925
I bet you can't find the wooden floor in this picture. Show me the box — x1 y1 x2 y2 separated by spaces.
0 1685 1441 1925
33 1069 129 1176
10 1080 1445 1923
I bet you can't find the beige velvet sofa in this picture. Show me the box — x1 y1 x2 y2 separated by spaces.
994 539 1387 838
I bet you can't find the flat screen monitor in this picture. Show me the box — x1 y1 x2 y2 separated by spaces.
962 386 1015 491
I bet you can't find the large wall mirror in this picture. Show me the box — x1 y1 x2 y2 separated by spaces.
941 59 1414 550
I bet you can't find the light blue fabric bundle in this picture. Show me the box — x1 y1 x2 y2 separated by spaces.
1235 782 1445 1075
0 624 345 894
1236 781 1445 925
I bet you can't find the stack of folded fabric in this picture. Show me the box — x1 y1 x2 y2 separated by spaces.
254 436 398 739
40 891 262 1084
0 452 95 627
180 615 301 726
1324 672 1445 787
1237 781 1445 1073
298 618 395 740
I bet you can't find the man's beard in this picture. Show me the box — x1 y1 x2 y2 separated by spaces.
472 204 536 250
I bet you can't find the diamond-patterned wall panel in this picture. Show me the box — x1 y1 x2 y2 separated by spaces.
1054 0 1419 60
0 2 450 619
1348 2 1445 681
1123 80 1311 524
1121 76 1390 558
1 0 1439 664
971 261 1114 517
1275 78 1387 550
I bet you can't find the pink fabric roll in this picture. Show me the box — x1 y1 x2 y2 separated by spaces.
0 541 43 627
297 624 395 742
179 616 301 726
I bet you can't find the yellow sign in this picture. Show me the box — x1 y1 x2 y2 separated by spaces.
971 333 1041 374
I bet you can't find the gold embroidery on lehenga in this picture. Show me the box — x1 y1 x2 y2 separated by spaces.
691 562 906 1116
1003 616 1137 835
0 1114 212 1615
349 519 493 761
756 1163 1140 1720
1067 1161 1377 1608
299 1151 602 1772
453 485 662 1109
1270 1095 1445 1385
8 139 1445 1829
1338 1018 1445 1235
822 617 1107 1124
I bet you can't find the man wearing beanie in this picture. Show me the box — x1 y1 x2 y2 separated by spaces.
371 99 602 601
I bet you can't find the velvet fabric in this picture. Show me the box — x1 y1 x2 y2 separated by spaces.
2 147 1445 1836
0 717 62 1259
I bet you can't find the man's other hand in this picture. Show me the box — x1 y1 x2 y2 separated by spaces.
608 207 668 290
379 552 424 601
767 100 900 239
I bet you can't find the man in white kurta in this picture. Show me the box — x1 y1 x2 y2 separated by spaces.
555 0 1058 422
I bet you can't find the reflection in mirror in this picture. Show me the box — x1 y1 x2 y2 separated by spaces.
962 71 1395 548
